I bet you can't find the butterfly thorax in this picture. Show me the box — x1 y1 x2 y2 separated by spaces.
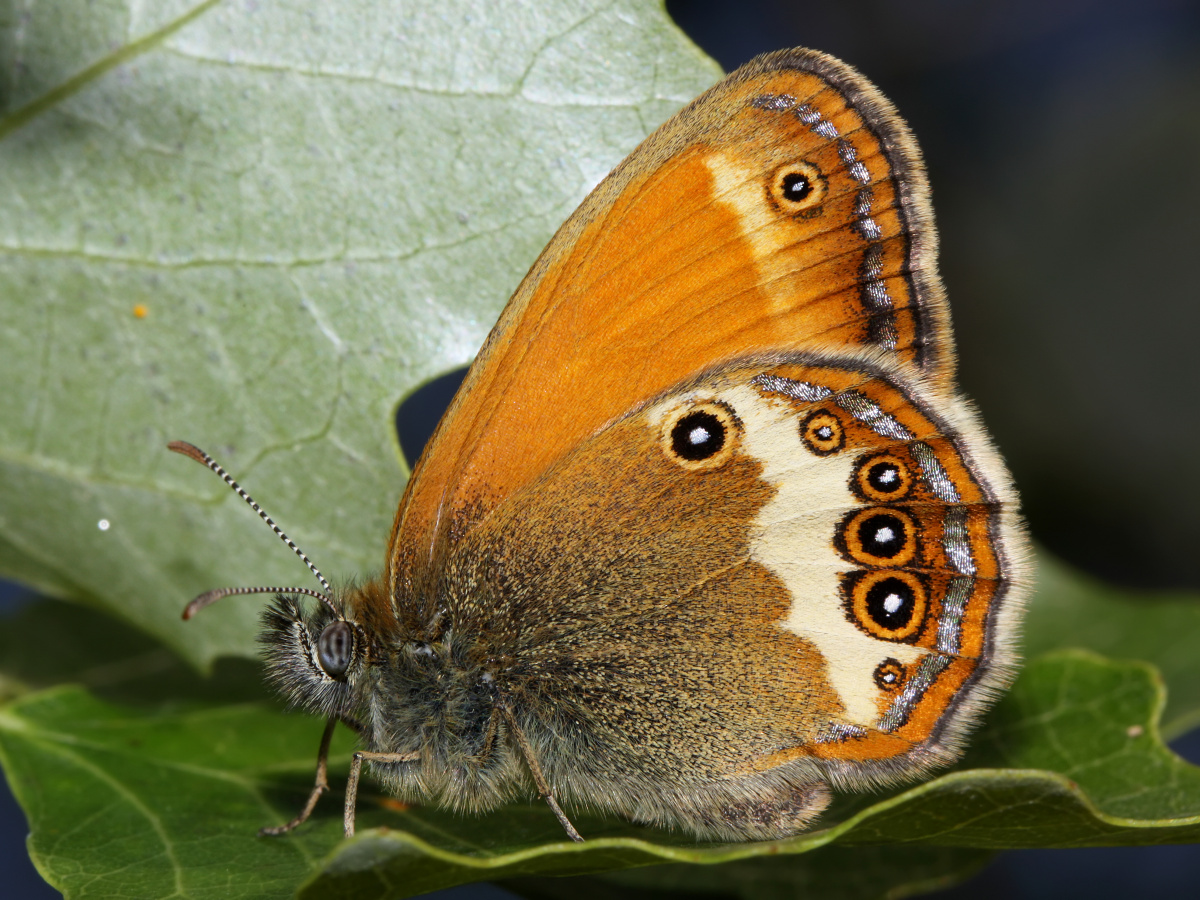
362 628 521 810
259 579 536 810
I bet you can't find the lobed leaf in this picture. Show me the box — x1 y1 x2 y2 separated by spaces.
1024 554 1200 738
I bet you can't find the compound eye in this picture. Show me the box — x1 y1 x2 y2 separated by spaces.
317 620 356 678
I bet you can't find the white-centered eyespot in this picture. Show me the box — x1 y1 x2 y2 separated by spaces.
873 658 907 692
837 507 919 567
853 453 914 502
768 160 826 216
842 570 928 642
801 409 845 456
660 401 741 471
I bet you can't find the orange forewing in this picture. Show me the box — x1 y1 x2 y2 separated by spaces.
390 49 952 587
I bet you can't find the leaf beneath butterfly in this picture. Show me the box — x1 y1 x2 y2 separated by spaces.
0 0 721 669
4 598 1200 900
504 846 995 900
1024 553 1200 738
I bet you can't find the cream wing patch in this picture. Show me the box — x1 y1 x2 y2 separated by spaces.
643 382 928 729
705 150 801 317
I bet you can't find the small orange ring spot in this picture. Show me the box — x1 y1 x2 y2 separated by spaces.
802 410 844 456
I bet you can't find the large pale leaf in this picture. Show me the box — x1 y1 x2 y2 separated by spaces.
0 0 721 667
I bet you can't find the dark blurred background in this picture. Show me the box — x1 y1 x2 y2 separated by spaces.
4 0 1200 897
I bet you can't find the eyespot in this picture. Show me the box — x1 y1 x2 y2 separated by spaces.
843 570 927 642
662 402 740 470
768 161 825 216
853 453 913 502
838 507 919 567
801 409 845 456
317 620 356 679
873 659 906 691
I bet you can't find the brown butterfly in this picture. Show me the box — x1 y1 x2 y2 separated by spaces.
173 47 1030 842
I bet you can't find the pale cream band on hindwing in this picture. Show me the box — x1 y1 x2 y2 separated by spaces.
645 382 922 729
755 373 982 737
642 373 978 736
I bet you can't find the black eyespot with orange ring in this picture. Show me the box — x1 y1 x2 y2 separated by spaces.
768 161 826 217
661 401 741 470
852 453 913 502
837 507 919 567
842 570 928 642
801 409 844 456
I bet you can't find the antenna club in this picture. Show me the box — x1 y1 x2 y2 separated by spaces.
183 587 229 619
168 440 210 465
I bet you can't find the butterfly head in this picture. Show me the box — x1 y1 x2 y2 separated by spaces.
259 592 370 720
167 441 384 721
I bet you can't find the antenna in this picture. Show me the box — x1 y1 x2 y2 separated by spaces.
168 441 340 619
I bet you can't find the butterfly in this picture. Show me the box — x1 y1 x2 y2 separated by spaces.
173 47 1030 843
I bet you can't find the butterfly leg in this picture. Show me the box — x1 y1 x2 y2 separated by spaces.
260 716 338 836
344 749 420 837
499 702 584 842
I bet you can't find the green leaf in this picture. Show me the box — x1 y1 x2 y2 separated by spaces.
1024 553 1200 738
0 594 264 708
505 845 994 900
0 0 721 669
836 651 1200 846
